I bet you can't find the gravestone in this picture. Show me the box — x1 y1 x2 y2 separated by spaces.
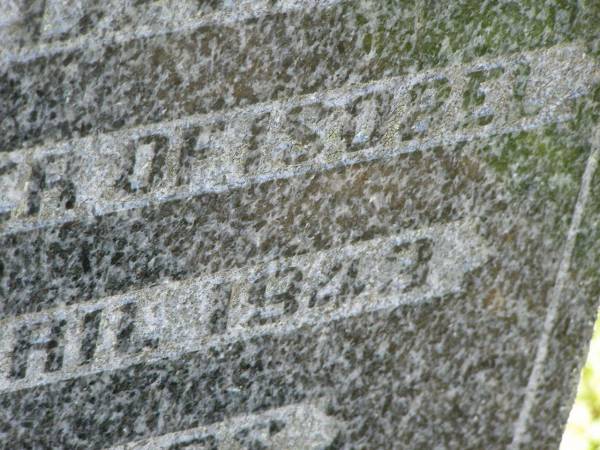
1 1 600 448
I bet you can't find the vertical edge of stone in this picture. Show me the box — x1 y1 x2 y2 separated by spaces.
510 83 600 448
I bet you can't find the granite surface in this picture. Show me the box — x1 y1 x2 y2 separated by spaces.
1 0 600 448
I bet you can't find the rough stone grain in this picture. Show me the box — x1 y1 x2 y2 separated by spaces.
0 1 599 449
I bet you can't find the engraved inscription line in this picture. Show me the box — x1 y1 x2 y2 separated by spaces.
0 220 491 392
0 43 595 236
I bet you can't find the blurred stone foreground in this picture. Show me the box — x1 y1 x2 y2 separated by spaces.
1 1 600 449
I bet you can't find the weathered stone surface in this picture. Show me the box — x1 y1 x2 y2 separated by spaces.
0 0 595 153
0 1 599 449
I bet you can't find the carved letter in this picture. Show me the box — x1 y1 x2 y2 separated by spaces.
461 66 504 127
9 318 66 379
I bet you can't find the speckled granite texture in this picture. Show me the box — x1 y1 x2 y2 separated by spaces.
1 1 600 449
